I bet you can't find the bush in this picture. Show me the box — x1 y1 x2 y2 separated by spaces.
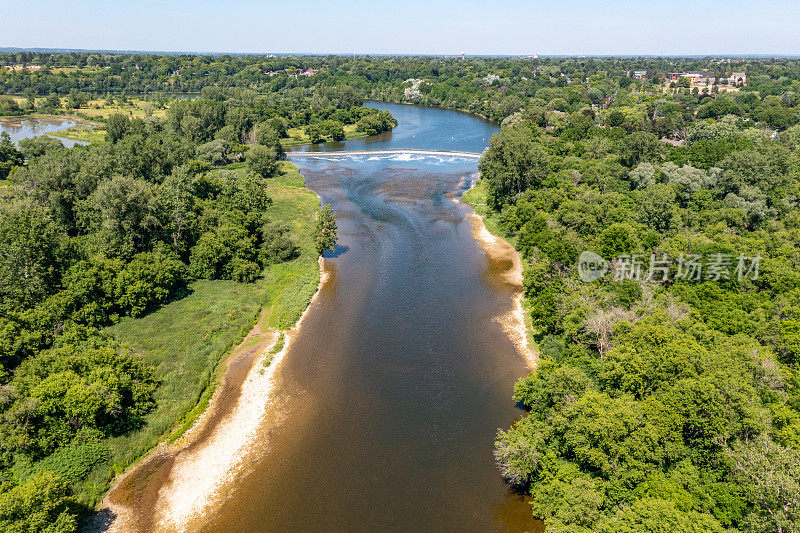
226 258 260 283
196 139 230 166
0 471 78 533
260 221 299 264
318 120 345 142
114 251 189 317
305 124 324 144
189 223 257 281
0 97 24 116
355 110 397 136
1 327 158 458
16 136 64 160
189 231 226 279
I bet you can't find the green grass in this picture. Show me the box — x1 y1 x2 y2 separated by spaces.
78 98 169 120
79 162 321 506
47 125 107 144
0 97 168 121
262 332 286 368
269 333 285 356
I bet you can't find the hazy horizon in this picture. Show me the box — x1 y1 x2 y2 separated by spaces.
1 48 798 59
3 0 800 57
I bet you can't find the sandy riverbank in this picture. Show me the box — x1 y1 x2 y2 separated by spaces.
94 257 331 533
455 192 538 371
94 178 533 532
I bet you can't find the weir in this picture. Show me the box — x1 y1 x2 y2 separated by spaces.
286 148 483 158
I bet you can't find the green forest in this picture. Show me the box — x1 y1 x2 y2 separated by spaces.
3 52 800 531
475 86 800 533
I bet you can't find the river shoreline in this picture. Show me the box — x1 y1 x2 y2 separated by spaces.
93 257 331 532
95 173 537 533
458 182 538 371
83 97 525 531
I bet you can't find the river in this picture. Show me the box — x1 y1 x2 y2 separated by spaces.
106 102 542 532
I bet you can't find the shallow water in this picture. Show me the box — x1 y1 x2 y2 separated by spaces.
108 103 542 532
199 105 540 531
197 153 541 532
0 116 87 147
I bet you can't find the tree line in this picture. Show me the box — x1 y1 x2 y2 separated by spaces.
5 54 800 130
0 86 350 530
482 89 800 532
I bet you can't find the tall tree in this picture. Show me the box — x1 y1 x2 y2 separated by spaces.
0 201 64 313
314 204 338 256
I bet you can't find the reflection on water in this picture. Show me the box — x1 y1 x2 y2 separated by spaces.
0 116 88 147
199 153 542 532
289 101 498 154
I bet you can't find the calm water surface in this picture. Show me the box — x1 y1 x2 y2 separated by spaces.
199 105 541 532
0 116 88 147
289 101 496 153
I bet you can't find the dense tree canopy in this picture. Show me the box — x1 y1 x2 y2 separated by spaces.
482 89 800 532
4 53 800 129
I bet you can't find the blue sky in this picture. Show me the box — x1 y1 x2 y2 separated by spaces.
3 0 799 55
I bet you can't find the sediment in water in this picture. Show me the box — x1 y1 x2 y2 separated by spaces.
96 181 535 532
455 195 538 371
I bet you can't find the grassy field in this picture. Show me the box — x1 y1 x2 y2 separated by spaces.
77 162 321 506
4 96 168 121
282 123 367 146
77 98 169 120
47 125 107 144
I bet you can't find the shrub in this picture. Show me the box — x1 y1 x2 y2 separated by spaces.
226 258 260 283
0 471 78 533
1 327 158 458
355 110 397 136
114 251 189 317
196 139 230 166
260 221 299 264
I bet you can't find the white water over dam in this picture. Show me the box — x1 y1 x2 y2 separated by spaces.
286 148 484 159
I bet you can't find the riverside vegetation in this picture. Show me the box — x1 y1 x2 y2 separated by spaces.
3 52 800 532
480 103 800 532
0 85 351 530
